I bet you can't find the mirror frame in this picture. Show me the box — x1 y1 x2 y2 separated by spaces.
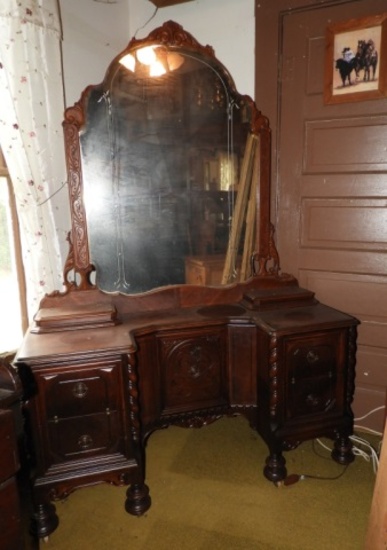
62 21 275 293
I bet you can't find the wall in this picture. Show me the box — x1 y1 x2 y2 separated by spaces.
60 0 255 108
60 0 130 107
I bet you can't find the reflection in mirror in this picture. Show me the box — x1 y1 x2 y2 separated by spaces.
65 22 269 295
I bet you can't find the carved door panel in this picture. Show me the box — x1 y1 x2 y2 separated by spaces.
276 0 387 430
157 327 227 415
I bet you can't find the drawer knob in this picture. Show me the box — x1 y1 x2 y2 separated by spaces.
72 382 88 399
306 394 320 407
306 350 319 364
78 434 93 450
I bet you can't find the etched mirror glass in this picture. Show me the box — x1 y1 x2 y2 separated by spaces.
76 26 257 294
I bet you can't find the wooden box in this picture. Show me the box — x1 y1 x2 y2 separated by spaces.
185 255 241 286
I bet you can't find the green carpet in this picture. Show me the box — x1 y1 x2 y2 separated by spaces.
42 416 377 549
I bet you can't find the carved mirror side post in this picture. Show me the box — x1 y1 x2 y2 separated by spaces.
246 103 276 277
62 96 95 291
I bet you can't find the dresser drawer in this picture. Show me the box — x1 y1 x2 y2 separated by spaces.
288 341 337 379
47 410 122 462
284 330 345 420
37 359 123 419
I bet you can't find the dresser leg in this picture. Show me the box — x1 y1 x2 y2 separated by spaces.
263 451 287 483
30 501 59 541
331 435 355 465
125 483 151 516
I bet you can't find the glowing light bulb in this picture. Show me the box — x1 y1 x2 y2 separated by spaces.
119 53 136 72
149 60 166 77
136 46 156 66
167 52 184 71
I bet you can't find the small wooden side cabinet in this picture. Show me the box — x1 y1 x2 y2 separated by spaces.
0 360 24 550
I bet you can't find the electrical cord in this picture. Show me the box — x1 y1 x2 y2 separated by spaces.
354 405 385 422
350 434 379 474
314 434 380 474
314 435 380 474
134 6 158 38
283 465 349 486
354 424 382 437
281 427 382 487
352 405 384 472
280 439 349 486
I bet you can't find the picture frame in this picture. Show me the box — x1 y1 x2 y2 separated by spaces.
324 13 387 104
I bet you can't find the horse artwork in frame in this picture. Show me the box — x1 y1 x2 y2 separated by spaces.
324 13 387 104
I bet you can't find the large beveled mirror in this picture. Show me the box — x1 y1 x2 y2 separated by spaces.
63 21 273 295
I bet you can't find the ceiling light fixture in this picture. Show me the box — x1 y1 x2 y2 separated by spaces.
119 46 184 77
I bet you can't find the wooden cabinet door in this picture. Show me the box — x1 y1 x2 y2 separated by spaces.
157 327 227 414
284 331 344 422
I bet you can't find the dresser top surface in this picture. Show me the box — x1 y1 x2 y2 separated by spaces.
15 299 357 365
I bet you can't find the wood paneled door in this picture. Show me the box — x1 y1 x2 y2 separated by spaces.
256 0 387 432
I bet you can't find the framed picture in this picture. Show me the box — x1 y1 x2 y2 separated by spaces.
324 13 387 104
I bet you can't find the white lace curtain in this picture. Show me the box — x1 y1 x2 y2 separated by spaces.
0 0 70 320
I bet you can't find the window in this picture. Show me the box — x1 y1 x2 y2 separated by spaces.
0 149 28 352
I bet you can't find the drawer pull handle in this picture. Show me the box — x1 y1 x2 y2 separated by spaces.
306 350 319 364
72 382 88 399
78 434 93 450
106 408 110 416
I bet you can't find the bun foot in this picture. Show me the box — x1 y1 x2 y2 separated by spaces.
30 502 59 540
125 483 151 516
263 453 287 483
332 436 355 465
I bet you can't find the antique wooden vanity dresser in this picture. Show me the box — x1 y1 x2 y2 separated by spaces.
14 22 358 540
